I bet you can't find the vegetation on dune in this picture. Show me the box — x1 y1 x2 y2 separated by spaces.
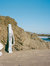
0 16 50 52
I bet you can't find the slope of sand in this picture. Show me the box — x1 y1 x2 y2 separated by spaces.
0 16 50 66
0 50 50 66
0 16 50 51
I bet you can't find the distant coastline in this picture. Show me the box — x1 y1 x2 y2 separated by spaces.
38 34 50 36
26 31 50 36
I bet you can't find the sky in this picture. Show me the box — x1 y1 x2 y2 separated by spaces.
0 0 50 34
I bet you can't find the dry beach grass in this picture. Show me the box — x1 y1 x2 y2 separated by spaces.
0 16 50 52
0 16 50 66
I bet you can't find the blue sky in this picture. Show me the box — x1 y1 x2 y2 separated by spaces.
0 0 50 34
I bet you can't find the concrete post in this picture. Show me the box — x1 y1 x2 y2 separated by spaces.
8 24 15 53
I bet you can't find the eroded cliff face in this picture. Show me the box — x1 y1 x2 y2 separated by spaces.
0 16 49 51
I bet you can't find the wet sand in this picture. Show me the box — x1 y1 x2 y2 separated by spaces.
0 50 50 66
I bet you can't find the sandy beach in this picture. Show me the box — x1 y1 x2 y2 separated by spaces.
0 50 50 66
0 16 50 66
0 0 50 66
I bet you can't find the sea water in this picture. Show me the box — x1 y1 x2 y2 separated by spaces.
42 38 50 42
38 36 50 42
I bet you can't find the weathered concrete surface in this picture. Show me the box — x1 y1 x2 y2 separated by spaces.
0 43 4 56
0 43 3 50
8 24 15 53
0 50 50 66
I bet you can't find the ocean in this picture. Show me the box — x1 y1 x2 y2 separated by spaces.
42 38 50 42
38 36 50 42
